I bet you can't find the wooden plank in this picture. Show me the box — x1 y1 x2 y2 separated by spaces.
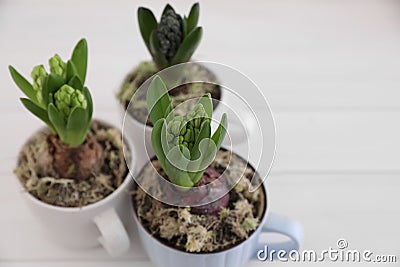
271 110 400 173
0 262 151 267
2 262 398 267
0 0 399 265
0 0 399 110
2 261 397 267
1 110 399 174
0 174 399 263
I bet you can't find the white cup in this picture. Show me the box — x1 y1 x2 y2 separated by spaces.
132 181 303 267
18 121 135 257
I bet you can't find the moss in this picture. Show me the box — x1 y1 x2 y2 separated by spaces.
219 208 230 219
185 226 213 252
117 61 158 103
242 217 259 232
118 61 221 126
15 121 129 207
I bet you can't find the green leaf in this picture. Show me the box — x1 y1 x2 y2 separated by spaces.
197 93 212 118
180 145 191 159
68 75 83 90
171 27 202 65
187 119 213 183
147 76 172 124
67 107 87 129
149 31 168 69
138 7 158 53
42 73 65 106
190 137 217 185
165 165 193 187
182 18 188 39
191 119 211 159
164 145 194 187
71 38 88 84
211 113 227 151
20 98 55 132
66 60 78 82
190 172 202 185
9 66 37 102
42 73 64 105
152 119 167 170
66 107 90 147
82 86 93 118
48 103 66 138
186 3 199 33
164 104 173 119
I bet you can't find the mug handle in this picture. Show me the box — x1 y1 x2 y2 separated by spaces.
253 212 303 260
93 208 130 257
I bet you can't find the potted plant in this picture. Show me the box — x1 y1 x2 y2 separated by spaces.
9 39 134 256
116 3 253 171
117 3 221 113
131 76 303 267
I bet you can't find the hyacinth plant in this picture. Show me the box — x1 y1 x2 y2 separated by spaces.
117 3 206 103
147 76 227 188
134 76 264 252
9 39 92 147
9 39 103 180
138 3 202 69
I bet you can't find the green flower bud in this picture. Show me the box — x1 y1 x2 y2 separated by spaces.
180 124 187 135
54 85 87 118
31 65 47 105
184 129 191 142
194 117 201 128
49 54 66 78
166 103 208 150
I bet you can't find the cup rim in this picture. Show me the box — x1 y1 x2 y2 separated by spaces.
132 149 268 255
19 119 136 213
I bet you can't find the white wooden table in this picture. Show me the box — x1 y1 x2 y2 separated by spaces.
1 0 399 266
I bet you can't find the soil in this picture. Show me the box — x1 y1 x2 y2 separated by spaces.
132 149 266 253
118 61 221 126
14 120 129 207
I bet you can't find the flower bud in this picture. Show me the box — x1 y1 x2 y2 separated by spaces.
31 64 47 104
156 9 183 61
49 54 66 78
166 103 208 150
54 85 87 118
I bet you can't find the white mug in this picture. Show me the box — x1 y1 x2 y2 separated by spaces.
19 121 135 257
132 182 303 267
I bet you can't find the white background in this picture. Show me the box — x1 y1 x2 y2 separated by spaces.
0 0 400 266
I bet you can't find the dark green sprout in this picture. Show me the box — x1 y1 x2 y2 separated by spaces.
138 3 202 69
